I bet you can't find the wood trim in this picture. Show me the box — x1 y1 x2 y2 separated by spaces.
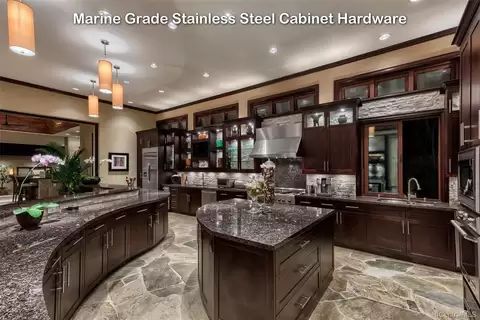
0 77 158 114
453 0 480 46
160 28 457 114
156 114 188 129
360 87 442 104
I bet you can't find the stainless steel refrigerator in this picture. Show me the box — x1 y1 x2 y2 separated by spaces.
142 147 158 190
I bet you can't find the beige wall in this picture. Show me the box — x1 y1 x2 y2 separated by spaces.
157 35 458 129
0 81 156 185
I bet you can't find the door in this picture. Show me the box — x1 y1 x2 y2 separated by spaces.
302 127 329 172
406 209 455 269
336 210 367 249
461 40 472 145
129 206 153 256
107 213 129 272
153 202 167 244
60 238 83 320
328 124 357 174
366 212 406 256
84 223 107 292
142 147 158 190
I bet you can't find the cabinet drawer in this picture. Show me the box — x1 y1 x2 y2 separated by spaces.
365 204 405 218
277 267 319 320
132 204 154 215
276 230 317 266
277 243 318 303
156 201 168 213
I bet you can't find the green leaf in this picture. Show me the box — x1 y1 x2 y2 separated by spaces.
27 208 43 218
43 202 59 209
31 203 44 210
13 207 28 215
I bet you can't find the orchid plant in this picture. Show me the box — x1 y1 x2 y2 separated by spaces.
245 176 266 202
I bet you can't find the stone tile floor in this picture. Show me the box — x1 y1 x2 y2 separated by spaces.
72 213 466 320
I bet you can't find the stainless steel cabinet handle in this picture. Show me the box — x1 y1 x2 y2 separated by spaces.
105 232 109 250
323 161 326 172
72 236 83 247
220 193 228 196
336 212 339 224
407 221 410 235
299 240 311 249
62 264 66 293
448 159 452 174
110 230 114 247
345 206 359 209
148 215 153 228
401 220 405 234
321 203 334 207
67 262 71 288
295 295 311 309
297 263 312 275
115 214 127 221
451 220 478 243
94 224 105 231
300 201 311 205
155 213 160 225
340 212 343 224
137 208 148 213
327 161 329 172
235 194 245 198
158 203 166 208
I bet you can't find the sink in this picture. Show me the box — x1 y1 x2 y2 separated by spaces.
377 198 408 204
377 198 438 207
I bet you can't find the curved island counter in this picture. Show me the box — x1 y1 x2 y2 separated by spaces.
0 188 169 320
197 200 335 320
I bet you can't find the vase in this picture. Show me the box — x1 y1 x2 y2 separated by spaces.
15 211 43 230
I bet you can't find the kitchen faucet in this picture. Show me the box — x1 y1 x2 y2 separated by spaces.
407 178 421 203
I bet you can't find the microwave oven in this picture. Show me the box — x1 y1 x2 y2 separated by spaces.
459 146 480 213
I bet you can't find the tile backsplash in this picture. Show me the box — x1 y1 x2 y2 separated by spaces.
306 174 356 198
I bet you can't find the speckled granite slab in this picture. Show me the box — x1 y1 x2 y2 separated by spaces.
0 189 169 320
196 199 334 250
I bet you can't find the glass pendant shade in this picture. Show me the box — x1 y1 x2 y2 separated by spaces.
112 83 124 109
88 95 99 118
7 0 35 56
98 59 112 94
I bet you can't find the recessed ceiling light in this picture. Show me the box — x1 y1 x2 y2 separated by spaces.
158 90 165 93
409 0 421 2
168 21 178 30
269 46 278 55
72 87 79 91
379 33 391 41
98 10 111 16
123 80 130 84
150 63 158 69
203 72 210 78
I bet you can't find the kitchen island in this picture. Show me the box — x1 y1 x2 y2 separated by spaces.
0 188 169 320
196 199 335 320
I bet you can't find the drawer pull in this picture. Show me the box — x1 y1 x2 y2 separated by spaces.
158 203 166 208
345 205 359 209
295 295 311 310
235 194 245 197
94 224 105 231
220 193 228 196
321 203 334 207
137 208 149 213
299 201 311 205
72 236 83 247
115 214 127 221
299 240 311 249
297 264 312 275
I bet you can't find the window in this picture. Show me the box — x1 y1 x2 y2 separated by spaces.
363 117 439 199
249 85 319 118
157 115 188 130
335 55 458 100
194 104 238 128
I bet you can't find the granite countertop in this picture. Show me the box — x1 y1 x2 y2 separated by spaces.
296 194 455 212
197 199 335 250
0 189 169 320
165 183 247 193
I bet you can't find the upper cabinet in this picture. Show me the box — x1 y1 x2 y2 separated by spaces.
454 0 480 148
301 99 360 175
194 104 238 129
249 85 319 118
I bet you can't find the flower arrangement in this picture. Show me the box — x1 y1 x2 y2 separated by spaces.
261 160 276 205
245 176 266 202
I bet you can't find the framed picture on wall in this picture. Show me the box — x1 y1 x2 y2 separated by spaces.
108 153 129 172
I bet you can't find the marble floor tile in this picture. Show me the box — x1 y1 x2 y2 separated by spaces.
72 213 466 320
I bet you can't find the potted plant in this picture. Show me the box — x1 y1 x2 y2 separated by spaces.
0 164 11 196
13 154 63 229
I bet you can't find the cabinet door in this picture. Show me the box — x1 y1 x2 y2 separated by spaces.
189 189 202 215
153 202 168 244
366 213 406 256
328 124 357 174
302 127 329 173
406 209 455 270
199 229 215 318
447 110 460 176
84 224 107 292
107 213 129 272
461 40 472 145
319 215 334 291
43 258 61 320
335 210 366 249
60 239 83 320
177 191 190 214
129 206 153 256
471 22 480 142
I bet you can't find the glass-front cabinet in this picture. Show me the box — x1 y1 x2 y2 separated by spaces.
159 128 185 171
223 118 259 172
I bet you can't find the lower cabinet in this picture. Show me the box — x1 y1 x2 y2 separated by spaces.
335 210 367 249
43 199 168 320
216 190 247 201
366 214 406 257
172 187 202 216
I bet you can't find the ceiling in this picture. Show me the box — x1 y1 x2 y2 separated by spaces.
0 0 468 112
0 112 79 135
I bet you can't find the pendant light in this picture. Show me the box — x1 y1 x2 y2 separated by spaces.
98 40 112 94
7 0 35 56
112 65 124 110
88 80 99 118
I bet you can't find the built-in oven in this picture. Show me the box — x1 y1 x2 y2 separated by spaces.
459 146 480 213
452 210 480 304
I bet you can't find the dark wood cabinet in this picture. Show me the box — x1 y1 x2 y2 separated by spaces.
471 21 480 142
43 199 168 320
199 229 215 317
301 100 360 174
59 237 84 320
107 213 129 272
172 187 202 216
84 223 107 292
216 190 247 201
335 210 367 250
366 214 406 256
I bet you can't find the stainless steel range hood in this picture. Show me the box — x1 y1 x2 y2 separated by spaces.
250 122 302 159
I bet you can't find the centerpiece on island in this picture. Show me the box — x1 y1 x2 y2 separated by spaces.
245 176 266 212
261 159 276 206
